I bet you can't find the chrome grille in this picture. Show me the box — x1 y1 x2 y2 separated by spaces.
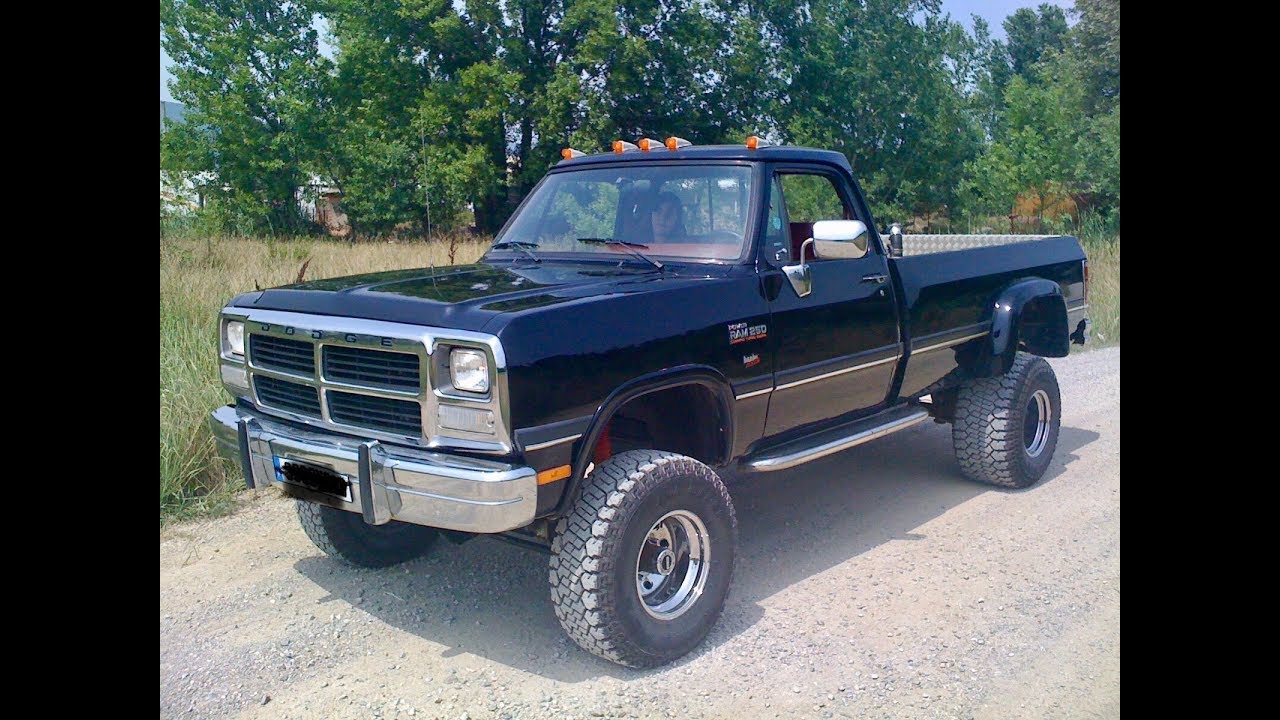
323 346 420 391
248 334 315 375
245 324 425 440
254 375 321 417
224 309 511 453
328 391 422 437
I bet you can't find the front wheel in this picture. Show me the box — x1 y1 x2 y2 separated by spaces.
549 450 738 668
296 501 439 568
952 352 1062 488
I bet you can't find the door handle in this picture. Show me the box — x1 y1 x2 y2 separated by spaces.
861 274 888 284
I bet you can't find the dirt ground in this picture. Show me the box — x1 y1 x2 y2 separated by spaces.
161 347 1119 719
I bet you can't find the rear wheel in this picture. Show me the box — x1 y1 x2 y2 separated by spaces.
952 352 1062 488
549 450 737 667
296 501 439 568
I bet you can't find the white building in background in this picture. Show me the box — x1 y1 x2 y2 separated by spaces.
160 100 186 132
160 100 205 211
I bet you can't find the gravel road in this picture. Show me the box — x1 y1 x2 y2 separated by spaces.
161 347 1119 720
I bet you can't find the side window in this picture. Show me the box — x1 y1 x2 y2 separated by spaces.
778 173 865 261
780 174 849 223
764 176 789 262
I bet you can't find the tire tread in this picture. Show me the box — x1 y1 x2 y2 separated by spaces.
296 501 437 568
952 352 1060 489
549 449 737 668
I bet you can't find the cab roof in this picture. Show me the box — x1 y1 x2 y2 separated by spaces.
552 144 852 172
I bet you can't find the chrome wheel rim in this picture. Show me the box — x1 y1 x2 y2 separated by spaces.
1023 389 1051 458
635 510 710 620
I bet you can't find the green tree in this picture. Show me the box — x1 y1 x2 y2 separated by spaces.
475 0 601 198
471 0 740 200
1062 0 1119 213
160 0 332 234
1069 0 1119 113
321 0 513 236
752 0 980 224
957 16 1014 141
957 0 1120 224
1078 103 1119 209
576 1 741 146
959 58 1085 222
1003 4 1069 78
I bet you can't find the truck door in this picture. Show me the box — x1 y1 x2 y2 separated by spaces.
761 167 902 436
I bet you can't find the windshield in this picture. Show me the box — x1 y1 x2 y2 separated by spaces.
491 165 755 262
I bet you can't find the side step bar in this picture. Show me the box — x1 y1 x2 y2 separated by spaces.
740 405 931 472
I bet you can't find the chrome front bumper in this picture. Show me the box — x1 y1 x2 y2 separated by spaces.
209 405 537 533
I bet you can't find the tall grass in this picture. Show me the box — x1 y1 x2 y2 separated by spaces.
159 234 489 526
1079 235 1119 347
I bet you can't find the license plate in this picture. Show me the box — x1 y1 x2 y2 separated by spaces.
276 458 353 502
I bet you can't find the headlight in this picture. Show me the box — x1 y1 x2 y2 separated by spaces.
450 348 489 393
224 321 245 357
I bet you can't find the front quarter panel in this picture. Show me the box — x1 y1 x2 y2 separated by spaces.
496 271 771 452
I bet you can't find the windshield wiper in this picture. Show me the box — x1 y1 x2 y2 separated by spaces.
576 238 664 270
489 240 541 263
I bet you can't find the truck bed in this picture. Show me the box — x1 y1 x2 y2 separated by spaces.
889 235 1087 398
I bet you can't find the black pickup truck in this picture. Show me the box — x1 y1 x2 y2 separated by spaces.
209 140 1090 667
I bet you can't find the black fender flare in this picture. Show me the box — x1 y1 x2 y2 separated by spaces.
989 278 1069 363
553 365 735 517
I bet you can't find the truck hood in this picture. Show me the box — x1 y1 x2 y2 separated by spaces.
229 260 729 332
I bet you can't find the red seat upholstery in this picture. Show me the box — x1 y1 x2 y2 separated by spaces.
789 222 815 261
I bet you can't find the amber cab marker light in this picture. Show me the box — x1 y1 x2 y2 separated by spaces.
665 136 692 151
561 148 584 159
536 465 572 485
612 140 640 154
637 138 664 152
745 135 771 150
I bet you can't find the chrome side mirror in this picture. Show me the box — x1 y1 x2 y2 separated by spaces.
783 238 813 297
811 220 869 259
781 220 871 298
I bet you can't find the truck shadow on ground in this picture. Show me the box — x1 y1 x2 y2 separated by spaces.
295 421 1098 683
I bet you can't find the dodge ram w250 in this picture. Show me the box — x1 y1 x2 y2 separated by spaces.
209 139 1090 667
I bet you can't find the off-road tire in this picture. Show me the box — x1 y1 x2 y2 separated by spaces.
297 501 439 568
549 450 738 668
952 351 1062 488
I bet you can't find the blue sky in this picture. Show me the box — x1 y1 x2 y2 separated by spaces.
161 0 1073 102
